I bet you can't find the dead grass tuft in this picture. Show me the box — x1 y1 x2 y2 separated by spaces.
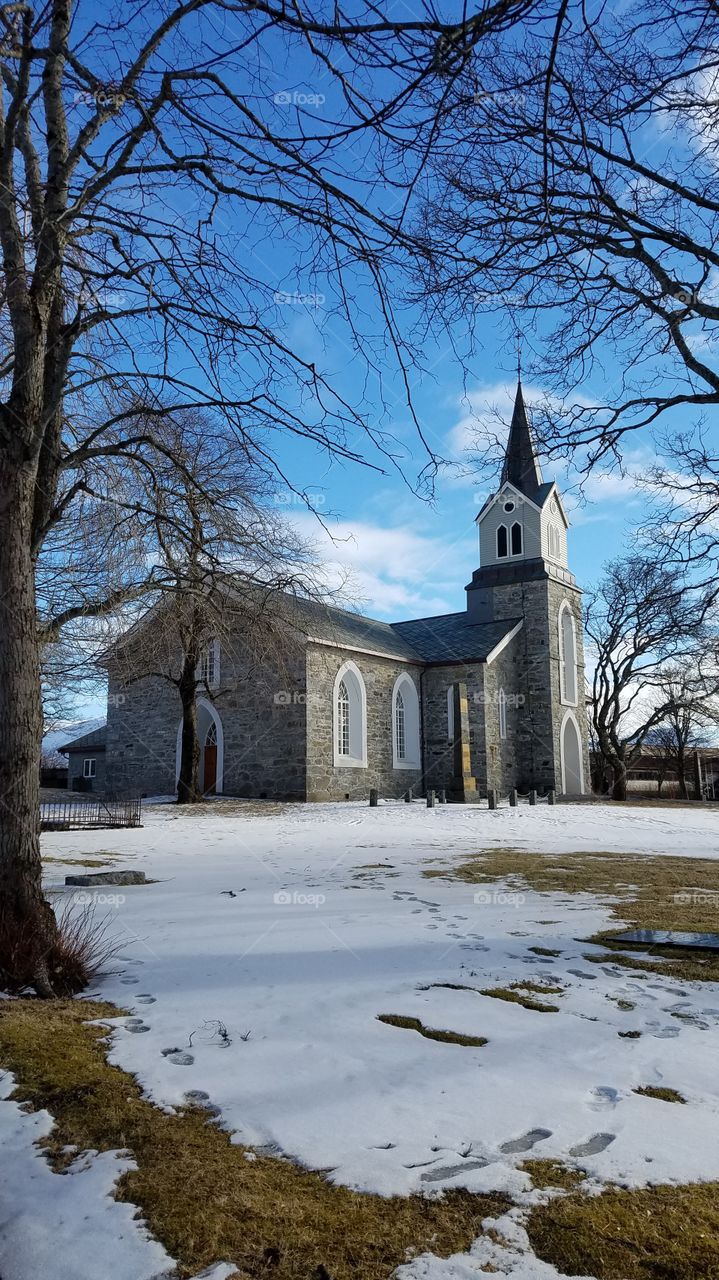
0 999 506 1279
528 1180 719 1279
376 1013 488 1047
479 987 559 1013
0 901 121 996
633 1085 686 1104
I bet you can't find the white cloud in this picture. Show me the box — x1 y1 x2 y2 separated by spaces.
290 513 475 621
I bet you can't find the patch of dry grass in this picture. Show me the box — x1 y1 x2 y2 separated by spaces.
426 847 719 982
0 999 506 1279
520 1159 586 1192
479 987 560 1013
376 1013 488 1047
633 1085 686 1104
528 1181 719 1280
43 856 120 867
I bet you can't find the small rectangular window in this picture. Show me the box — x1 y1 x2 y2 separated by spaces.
83 758 96 778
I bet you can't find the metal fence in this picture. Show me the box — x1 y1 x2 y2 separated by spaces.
40 796 142 831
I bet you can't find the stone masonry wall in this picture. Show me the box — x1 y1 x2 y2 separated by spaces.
421 663 488 795
305 645 423 801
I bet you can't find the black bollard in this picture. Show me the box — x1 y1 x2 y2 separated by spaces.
404 788 412 803
369 788 378 807
547 789 555 806
509 788 518 807
438 789 447 805
488 789 497 810
529 789 537 806
426 790 435 808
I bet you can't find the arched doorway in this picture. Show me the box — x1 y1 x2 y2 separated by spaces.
175 699 224 796
560 710 584 795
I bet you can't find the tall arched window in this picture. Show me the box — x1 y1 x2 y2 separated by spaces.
497 524 508 558
548 525 560 559
392 674 420 769
558 602 578 705
333 661 367 767
447 686 455 743
511 522 522 555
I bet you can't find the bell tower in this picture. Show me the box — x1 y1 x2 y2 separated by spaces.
466 380 589 794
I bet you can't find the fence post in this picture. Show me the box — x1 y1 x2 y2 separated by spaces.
547 789 555 805
438 788 447 804
509 788 518 807
488 789 497 810
369 788 379 807
404 788 412 803
529 789 537 806
426 789 435 808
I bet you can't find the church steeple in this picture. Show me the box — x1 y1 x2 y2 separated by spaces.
500 380 543 500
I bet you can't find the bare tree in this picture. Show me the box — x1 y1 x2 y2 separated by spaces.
588 555 714 800
650 667 719 799
108 412 319 804
0 0 547 993
414 1 719 469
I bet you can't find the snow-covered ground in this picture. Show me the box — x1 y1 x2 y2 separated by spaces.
4 800 719 1279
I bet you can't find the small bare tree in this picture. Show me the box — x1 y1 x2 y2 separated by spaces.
650 667 719 800
588 555 714 800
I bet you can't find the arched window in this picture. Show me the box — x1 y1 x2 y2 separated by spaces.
198 638 220 688
511 521 522 555
499 687 507 740
447 685 455 743
392 674 420 769
559 602 578 705
497 524 508 558
333 661 367 767
548 524 560 559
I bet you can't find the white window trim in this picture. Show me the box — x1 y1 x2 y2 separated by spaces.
498 688 507 740
392 673 421 770
559 707 585 794
496 522 509 559
333 660 368 768
83 757 96 778
510 520 523 557
558 601 578 706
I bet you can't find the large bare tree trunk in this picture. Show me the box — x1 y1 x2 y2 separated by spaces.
611 762 628 801
0 463 58 994
176 661 202 804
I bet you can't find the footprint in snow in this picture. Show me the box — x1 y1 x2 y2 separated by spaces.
135 995 156 1004
420 1158 491 1182
162 1047 194 1065
567 969 597 980
185 1090 221 1116
125 1019 150 1034
569 1132 616 1157
588 1086 619 1111
120 977 139 985
500 1128 552 1154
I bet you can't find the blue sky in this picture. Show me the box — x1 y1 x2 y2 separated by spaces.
264 299 658 626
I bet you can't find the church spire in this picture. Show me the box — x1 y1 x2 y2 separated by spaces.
500 379 543 499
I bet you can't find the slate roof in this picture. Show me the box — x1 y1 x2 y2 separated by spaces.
59 725 107 754
283 595 425 662
391 613 522 664
286 595 522 665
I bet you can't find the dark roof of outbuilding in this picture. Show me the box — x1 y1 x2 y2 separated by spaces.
59 725 107 754
391 613 522 664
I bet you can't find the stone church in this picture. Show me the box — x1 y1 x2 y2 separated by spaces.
100 381 589 801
